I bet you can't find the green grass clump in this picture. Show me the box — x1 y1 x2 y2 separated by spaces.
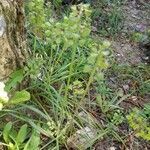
0 1 111 149
92 0 124 36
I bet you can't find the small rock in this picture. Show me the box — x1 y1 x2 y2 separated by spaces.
135 24 147 32
67 126 97 150
142 56 149 61
92 26 98 32
109 146 116 150
116 53 121 56
131 96 138 101
123 84 130 92
121 44 125 47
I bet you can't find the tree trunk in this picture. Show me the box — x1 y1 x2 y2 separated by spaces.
0 0 27 81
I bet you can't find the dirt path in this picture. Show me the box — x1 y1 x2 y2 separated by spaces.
112 0 150 64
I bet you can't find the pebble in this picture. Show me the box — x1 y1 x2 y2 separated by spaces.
123 84 130 91
110 146 116 150
131 96 138 101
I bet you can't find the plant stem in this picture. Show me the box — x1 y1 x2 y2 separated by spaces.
64 45 77 101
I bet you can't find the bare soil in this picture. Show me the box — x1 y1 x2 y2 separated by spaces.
112 0 150 64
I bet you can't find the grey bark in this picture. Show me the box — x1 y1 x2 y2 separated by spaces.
0 0 27 80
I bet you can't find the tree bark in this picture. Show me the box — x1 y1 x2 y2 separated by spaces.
0 0 27 81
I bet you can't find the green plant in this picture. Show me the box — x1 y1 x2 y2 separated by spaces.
106 63 150 96
4 70 24 92
26 2 109 102
108 110 124 125
0 80 30 110
68 80 85 99
5 1 111 149
27 0 47 38
127 106 150 141
1 122 40 150
92 0 124 36
96 80 129 114
131 32 146 43
24 55 45 80
52 0 62 8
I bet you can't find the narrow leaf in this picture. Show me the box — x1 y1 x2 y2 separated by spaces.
5 69 24 92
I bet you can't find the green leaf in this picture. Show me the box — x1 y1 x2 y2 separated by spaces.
83 65 92 73
3 122 12 143
24 129 40 150
16 124 28 144
87 53 97 64
9 129 17 142
9 90 30 104
5 69 24 92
